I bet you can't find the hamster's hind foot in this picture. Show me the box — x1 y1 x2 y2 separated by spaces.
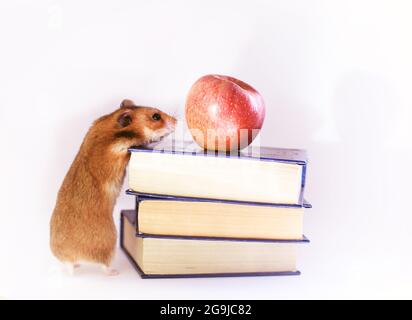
65 262 76 276
102 265 119 276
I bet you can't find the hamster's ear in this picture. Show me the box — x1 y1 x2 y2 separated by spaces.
117 111 132 127
120 99 135 108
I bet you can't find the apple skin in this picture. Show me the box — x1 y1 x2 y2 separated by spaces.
185 74 265 151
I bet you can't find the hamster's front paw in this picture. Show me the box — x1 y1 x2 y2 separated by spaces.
102 265 119 276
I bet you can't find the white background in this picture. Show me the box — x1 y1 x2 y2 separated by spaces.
1 0 411 299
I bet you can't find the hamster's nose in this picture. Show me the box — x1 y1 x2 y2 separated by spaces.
169 116 177 127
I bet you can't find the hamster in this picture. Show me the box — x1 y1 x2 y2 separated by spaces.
50 99 176 275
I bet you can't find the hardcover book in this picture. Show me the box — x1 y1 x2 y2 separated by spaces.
128 141 307 205
127 190 311 241
120 210 308 278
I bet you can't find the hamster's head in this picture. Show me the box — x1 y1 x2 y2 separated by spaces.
107 99 176 152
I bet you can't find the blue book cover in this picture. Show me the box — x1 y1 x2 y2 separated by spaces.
129 140 307 165
126 190 312 209
120 210 308 279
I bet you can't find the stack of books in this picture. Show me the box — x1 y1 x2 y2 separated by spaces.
120 142 311 278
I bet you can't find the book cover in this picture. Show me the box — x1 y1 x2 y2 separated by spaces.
120 210 307 279
127 190 312 209
129 141 307 165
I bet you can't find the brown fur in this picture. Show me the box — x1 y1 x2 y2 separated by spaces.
50 99 176 268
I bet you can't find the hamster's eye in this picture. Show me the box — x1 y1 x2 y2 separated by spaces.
152 113 161 121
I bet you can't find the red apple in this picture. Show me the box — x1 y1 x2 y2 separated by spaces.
185 74 266 151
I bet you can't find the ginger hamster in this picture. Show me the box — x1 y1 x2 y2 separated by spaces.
50 99 176 275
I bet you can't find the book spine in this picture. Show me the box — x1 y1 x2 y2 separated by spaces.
135 198 141 234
